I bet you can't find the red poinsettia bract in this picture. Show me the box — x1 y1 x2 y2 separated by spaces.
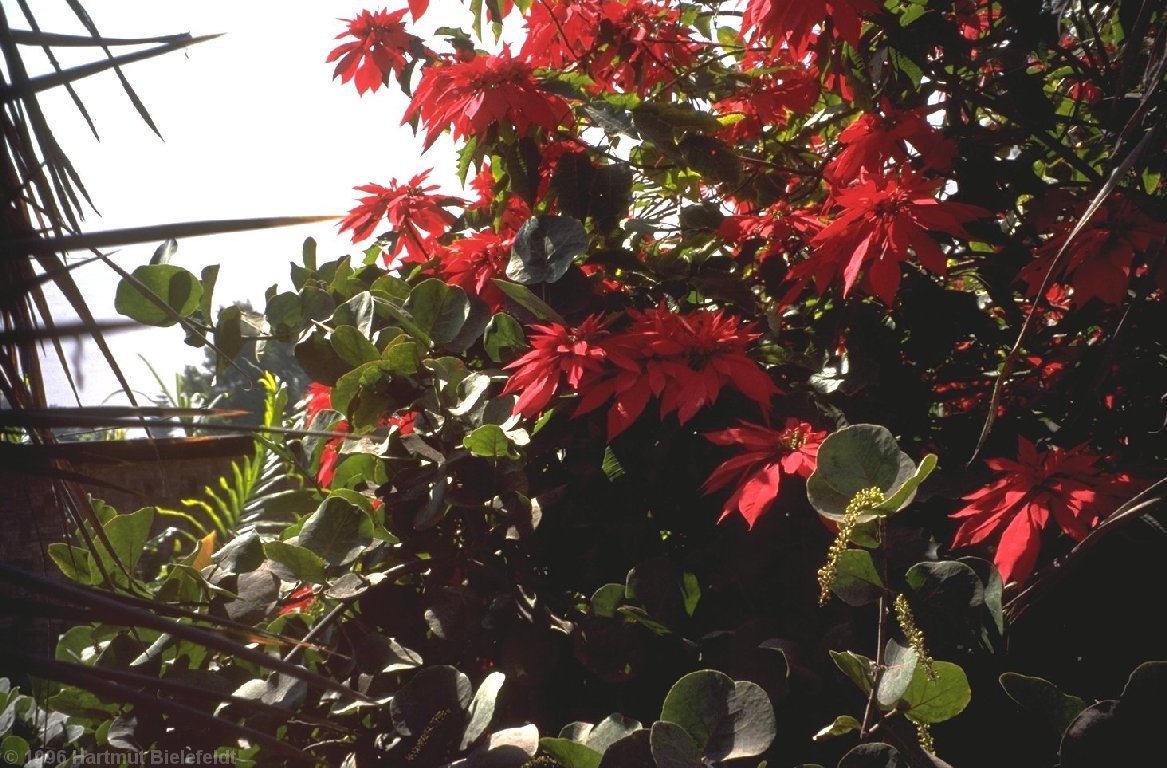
326 9 418 95
713 66 820 142
338 170 461 266
502 315 612 419
741 0 880 56
521 0 698 94
405 48 573 149
1018 192 1167 305
703 418 828 528
794 173 988 304
437 230 512 311
504 308 777 438
574 306 778 438
950 438 1134 584
825 106 956 186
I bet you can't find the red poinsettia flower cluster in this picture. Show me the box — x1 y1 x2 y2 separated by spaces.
436 230 512 311
502 314 611 420
338 170 462 267
503 306 778 438
521 0 698 95
950 437 1135 584
405 47 573 149
713 65 820 142
326 8 420 95
788 172 988 304
824 105 956 185
718 202 822 268
741 0 880 56
1018 192 1167 305
702 418 828 528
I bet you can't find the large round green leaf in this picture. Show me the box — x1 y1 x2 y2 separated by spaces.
806 424 919 522
900 661 972 724
506 215 587 284
114 263 202 326
405 279 471 345
658 670 776 761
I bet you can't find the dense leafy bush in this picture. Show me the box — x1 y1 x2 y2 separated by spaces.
26 1 1167 766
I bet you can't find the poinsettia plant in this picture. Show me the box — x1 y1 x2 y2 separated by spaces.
72 1 1167 766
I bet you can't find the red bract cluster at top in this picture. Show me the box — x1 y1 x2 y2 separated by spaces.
702 418 829 529
503 306 778 439
326 8 419 95
742 0 880 56
950 438 1134 584
405 47 573 149
520 0 698 95
790 172 989 304
337 170 461 266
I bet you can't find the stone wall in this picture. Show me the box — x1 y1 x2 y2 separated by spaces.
0 435 253 573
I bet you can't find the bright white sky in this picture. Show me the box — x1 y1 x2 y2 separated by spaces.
8 1 480 405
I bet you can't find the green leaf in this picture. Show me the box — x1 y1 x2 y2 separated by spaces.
681 572 701 617
491 279 568 324
484 313 527 363
831 650 875 695
539 738 603 768
899 1 928 26
101 506 155 574
331 325 380 366
649 721 703 768
659 670 776 760
587 714 642 753
507 215 588 284
838 743 909 767
462 671 506 750
198 264 219 320
874 453 936 513
47 544 98 585
877 640 919 709
813 715 863 741
830 549 885 606
297 496 373 567
806 425 919 519
590 583 625 618
999 673 1086 737
900 661 971 724
905 560 984 610
211 530 264 573
390 665 473 737
381 339 423 375
294 326 352 386
263 541 328 584
114 264 203 326
331 359 399 416
1 735 29 764
597 730 653 768
463 424 519 459
405 279 471 346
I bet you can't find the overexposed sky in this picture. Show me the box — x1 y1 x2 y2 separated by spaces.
7 1 475 404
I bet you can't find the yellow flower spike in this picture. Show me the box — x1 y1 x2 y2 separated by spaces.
894 593 937 680
817 486 885 605
916 721 935 754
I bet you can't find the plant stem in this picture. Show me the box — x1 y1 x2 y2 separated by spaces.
861 517 890 738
